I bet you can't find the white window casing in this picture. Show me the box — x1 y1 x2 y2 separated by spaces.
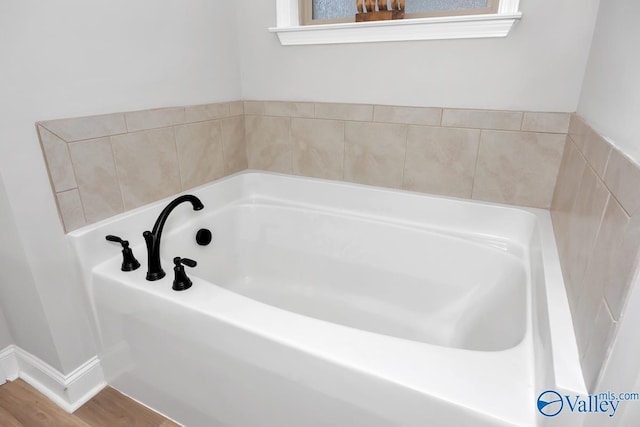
270 0 522 45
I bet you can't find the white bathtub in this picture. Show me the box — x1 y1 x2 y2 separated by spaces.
69 171 586 427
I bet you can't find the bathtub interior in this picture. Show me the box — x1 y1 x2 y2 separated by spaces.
162 198 529 352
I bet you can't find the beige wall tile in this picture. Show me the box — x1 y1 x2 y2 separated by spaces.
229 101 244 117
344 122 407 188
522 112 571 133
56 189 86 232
581 301 616 391
40 113 127 142
244 101 265 116
441 109 523 131
69 138 123 223
403 126 480 198
551 138 587 266
221 116 248 175
174 121 225 190
605 213 640 320
574 197 628 351
245 115 291 173
291 118 344 180
265 101 315 118
569 114 590 152
125 107 185 132
184 103 230 123
111 128 181 210
604 148 640 215
37 125 77 192
582 129 612 177
473 131 565 208
315 103 373 122
373 105 442 126
560 166 610 299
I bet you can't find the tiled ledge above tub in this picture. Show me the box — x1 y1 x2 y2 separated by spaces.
37 101 246 232
243 101 570 210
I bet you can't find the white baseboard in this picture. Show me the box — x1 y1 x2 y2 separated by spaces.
0 345 106 413
0 346 19 381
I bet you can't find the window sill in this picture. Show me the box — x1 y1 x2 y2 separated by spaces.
269 1 522 46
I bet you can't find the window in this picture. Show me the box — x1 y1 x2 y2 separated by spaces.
303 0 499 25
270 0 522 45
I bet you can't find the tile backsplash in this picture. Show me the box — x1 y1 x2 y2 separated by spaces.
39 101 572 233
551 114 640 391
37 101 246 232
244 101 569 208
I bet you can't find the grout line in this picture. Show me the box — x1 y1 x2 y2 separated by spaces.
65 140 88 225
171 126 185 191
577 192 611 305
123 112 131 133
212 120 225 179
183 117 230 126
220 118 229 176
57 188 87 233
601 146 613 181
519 111 525 131
37 123 72 145
558 136 589 216
470 130 483 199
288 117 293 174
243 113 250 169
108 136 127 215
605 184 631 218
341 120 347 181
399 125 409 190
63 140 81 193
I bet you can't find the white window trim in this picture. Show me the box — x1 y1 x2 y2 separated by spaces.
270 0 522 45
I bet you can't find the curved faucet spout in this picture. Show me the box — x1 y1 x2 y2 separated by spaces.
144 195 204 281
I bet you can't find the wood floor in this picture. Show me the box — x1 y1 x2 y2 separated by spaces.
0 379 180 426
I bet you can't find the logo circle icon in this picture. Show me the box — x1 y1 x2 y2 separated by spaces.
537 390 564 417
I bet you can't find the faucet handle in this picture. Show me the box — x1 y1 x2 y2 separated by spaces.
172 257 197 291
106 235 126 244
174 257 197 268
105 235 141 272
